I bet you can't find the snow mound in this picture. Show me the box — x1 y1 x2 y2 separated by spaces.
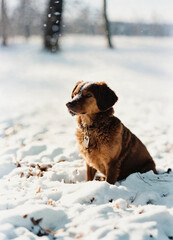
0 36 173 239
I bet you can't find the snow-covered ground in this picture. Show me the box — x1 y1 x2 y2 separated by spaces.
0 35 173 240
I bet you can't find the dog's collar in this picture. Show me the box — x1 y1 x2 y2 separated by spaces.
80 122 101 131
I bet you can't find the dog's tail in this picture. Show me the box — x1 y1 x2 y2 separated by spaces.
166 168 172 174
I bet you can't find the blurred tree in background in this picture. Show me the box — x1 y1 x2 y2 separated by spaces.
14 0 37 39
103 0 113 48
64 1 103 35
0 0 172 48
1 0 8 45
10 0 43 38
44 0 63 52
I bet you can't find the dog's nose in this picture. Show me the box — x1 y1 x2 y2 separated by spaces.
66 102 74 108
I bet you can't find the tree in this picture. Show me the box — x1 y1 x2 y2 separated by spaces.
10 0 43 38
103 0 113 48
1 0 8 46
44 0 63 52
19 0 31 39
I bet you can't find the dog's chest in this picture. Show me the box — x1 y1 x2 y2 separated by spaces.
76 127 99 151
76 127 112 171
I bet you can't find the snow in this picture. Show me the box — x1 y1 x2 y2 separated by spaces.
0 35 173 239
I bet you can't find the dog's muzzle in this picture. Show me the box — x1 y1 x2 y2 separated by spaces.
66 101 77 116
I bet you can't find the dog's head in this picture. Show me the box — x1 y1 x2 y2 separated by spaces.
66 81 118 116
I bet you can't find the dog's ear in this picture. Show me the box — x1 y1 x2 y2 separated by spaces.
71 81 84 98
96 82 118 111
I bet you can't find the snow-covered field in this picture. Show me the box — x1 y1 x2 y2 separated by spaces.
0 35 173 240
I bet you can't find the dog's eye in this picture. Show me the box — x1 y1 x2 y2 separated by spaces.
86 94 92 98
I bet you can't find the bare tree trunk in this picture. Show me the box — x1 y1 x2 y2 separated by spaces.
20 0 31 39
44 0 63 52
103 0 113 48
1 0 8 46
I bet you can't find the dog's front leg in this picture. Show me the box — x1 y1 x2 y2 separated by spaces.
105 161 120 184
86 164 97 181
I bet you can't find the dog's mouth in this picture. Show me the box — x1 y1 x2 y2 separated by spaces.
66 102 86 116
68 108 77 116
66 102 77 116
67 106 86 116
68 109 86 116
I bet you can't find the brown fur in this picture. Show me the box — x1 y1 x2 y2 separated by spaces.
66 81 157 184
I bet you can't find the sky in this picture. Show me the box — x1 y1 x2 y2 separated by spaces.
109 0 173 23
85 0 173 24
7 0 173 24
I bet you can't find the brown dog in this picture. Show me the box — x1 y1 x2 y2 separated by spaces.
66 81 157 184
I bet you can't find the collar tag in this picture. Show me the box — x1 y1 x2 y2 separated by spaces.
83 135 89 148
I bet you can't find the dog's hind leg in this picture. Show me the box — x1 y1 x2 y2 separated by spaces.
86 164 97 181
140 160 157 174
